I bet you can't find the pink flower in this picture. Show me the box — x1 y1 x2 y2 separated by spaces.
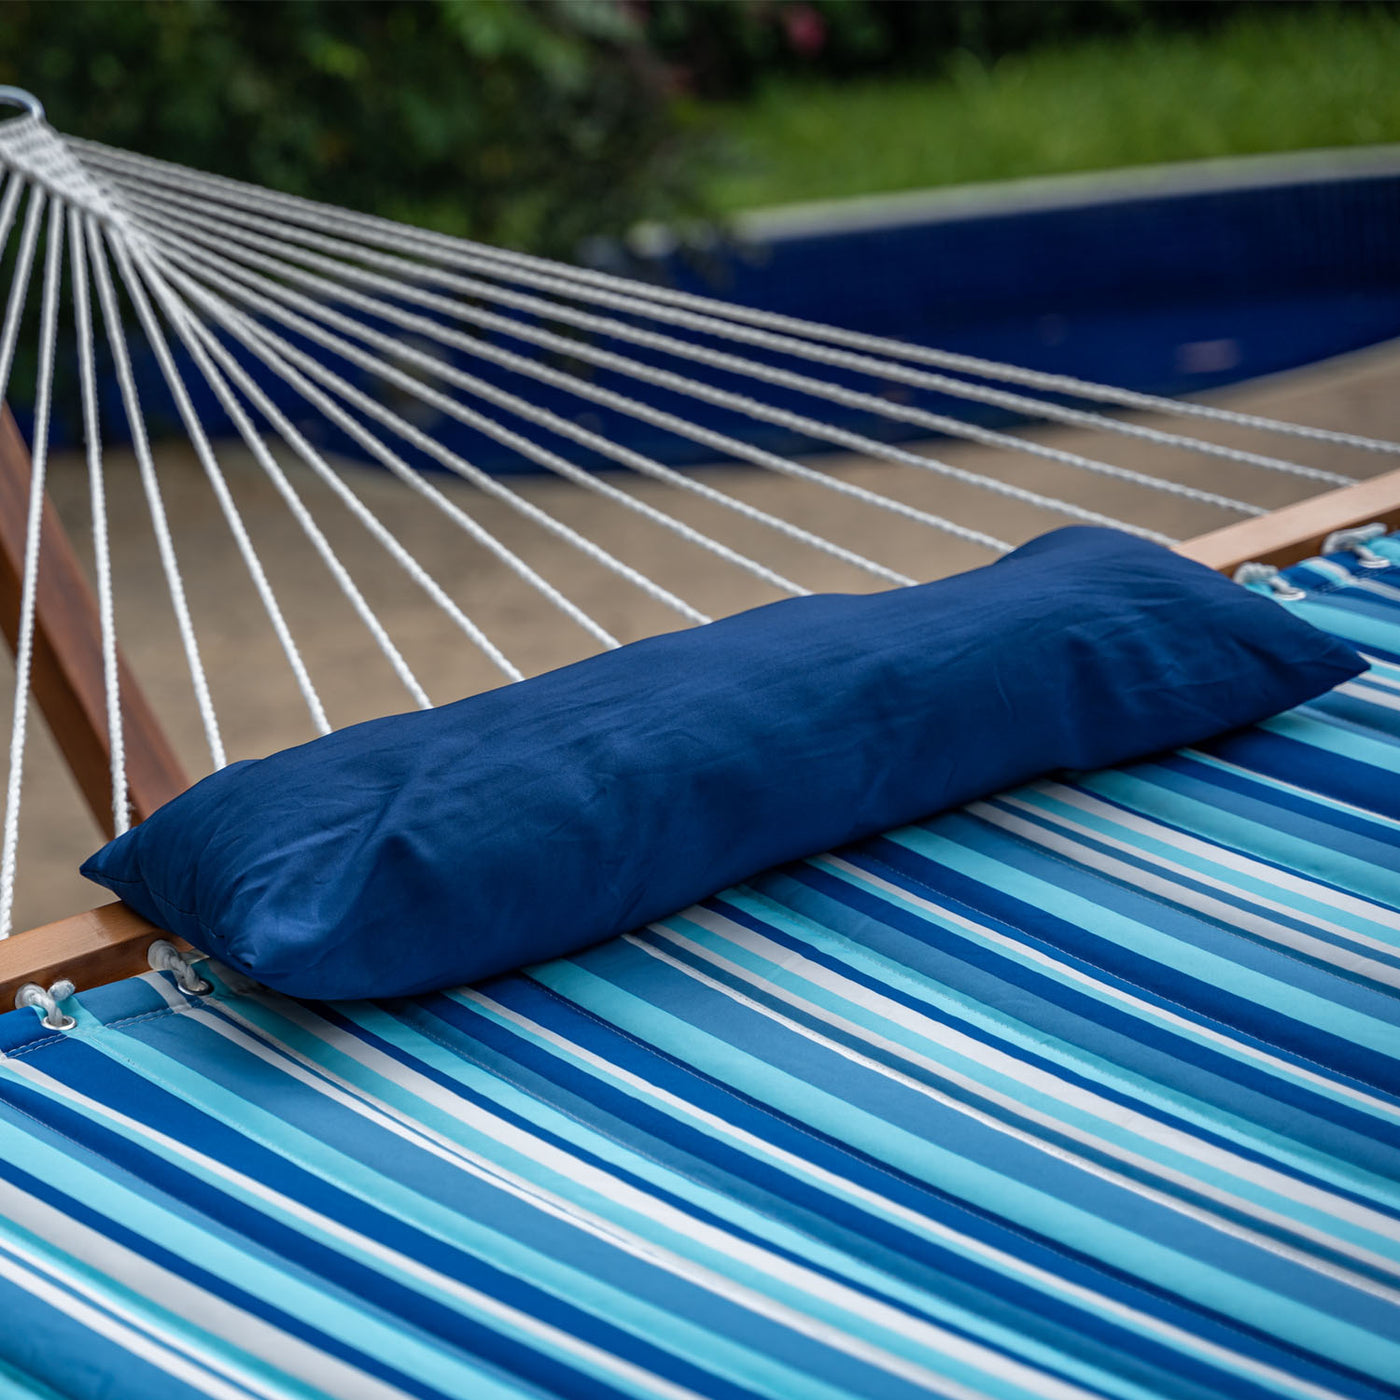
782 4 826 58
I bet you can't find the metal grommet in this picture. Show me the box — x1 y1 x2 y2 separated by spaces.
1232 561 1306 602
15 979 76 1031
148 939 213 996
1322 523 1391 570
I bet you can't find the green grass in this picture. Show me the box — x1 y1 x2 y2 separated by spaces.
703 6 1400 212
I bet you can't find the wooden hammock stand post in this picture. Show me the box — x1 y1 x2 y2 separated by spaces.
1 394 1399 1004
0 403 189 1000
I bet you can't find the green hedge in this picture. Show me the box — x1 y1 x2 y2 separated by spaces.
0 0 709 257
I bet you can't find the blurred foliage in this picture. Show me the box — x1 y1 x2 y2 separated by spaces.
0 0 709 257
3 0 1395 432
701 2 1400 210
640 0 1385 98
3 0 1396 255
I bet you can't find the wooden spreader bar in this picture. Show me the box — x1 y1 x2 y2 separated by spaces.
1174 465 1400 572
2 406 1400 1005
0 901 189 1007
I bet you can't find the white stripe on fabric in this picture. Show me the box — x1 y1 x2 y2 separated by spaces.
184 994 1087 1400
627 926 1400 1301
458 988 1361 1400
6 1061 711 1400
814 855 1400 1125
662 906 1400 1241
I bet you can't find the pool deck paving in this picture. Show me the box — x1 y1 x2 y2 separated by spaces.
2 337 1398 934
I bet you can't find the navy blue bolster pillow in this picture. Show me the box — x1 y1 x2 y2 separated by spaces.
83 527 1363 1000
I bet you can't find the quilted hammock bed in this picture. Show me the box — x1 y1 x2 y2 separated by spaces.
1 542 1398 1400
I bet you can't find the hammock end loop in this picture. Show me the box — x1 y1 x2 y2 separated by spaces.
148 938 213 996
1322 521 1392 569
15 978 76 1030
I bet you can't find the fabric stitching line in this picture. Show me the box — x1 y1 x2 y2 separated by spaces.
848 849 1400 1101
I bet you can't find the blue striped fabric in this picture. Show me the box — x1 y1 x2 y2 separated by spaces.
1 540 1399 1400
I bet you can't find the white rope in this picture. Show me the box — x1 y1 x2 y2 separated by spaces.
162 287 630 652
144 242 875 594
12 132 586 671
3 114 1391 935
147 938 211 995
154 237 1013 557
119 209 912 587
106 230 331 737
68 203 128 834
0 121 119 225
41 170 727 627
13 978 76 1030
128 263 633 650
115 181 1283 513
164 290 713 628
158 309 531 686
0 181 43 403
129 250 448 705
0 200 62 938
77 137 1400 460
85 215 226 771
138 210 1026 556
0 172 26 273
43 133 1243 550
128 195 1199 541
147 242 816 604
41 131 1253 523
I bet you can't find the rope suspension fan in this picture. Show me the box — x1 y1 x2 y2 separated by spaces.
0 82 1397 984
3 84 1400 1400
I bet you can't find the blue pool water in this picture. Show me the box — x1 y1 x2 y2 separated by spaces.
66 149 1400 471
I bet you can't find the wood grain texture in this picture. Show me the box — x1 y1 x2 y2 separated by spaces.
1 436 1397 999
0 901 187 1006
1174 466 1400 573
0 404 189 836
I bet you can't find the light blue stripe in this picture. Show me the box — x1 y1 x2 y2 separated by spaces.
1008 786 1400 953
1286 597 1400 653
333 996 1178 1400
1259 710 1400 771
736 873 1400 1199
0 1170 330 1400
888 825 1400 1057
1081 767 1400 912
0 1051 595 1400
113 997 956 1400
533 959 1400 1380
655 910 1400 1267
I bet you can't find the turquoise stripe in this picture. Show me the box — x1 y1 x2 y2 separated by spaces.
1287 596 1400 653
1259 710 1400 771
888 825 1400 1056
736 874 1400 1200
5 539 1400 1400
116 994 951 1400
812 851 1400 1136
0 1103 526 1400
1008 786 1400 953
654 911 1400 1267
533 958 1400 1380
452 986 1363 1400
1082 766 1400 911
332 996 1176 1400
0 1365 65 1400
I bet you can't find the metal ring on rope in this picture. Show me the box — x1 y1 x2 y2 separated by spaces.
0 87 44 122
